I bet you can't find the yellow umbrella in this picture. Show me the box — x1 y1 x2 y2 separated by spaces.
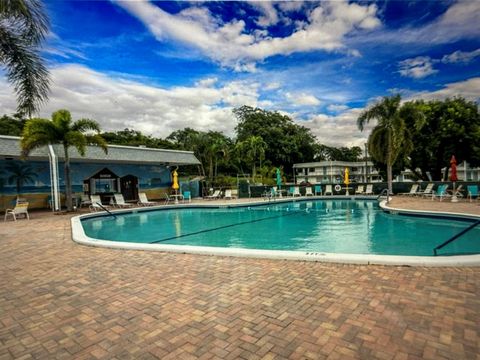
344 167 349 186
172 169 179 192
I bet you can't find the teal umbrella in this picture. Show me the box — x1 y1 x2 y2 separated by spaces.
276 168 282 187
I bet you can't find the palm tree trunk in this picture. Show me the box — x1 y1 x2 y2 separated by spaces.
208 157 214 181
387 162 393 195
387 129 393 195
63 144 73 211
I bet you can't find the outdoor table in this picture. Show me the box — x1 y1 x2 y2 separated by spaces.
171 194 184 204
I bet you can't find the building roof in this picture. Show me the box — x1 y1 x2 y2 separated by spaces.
293 160 374 168
0 135 200 166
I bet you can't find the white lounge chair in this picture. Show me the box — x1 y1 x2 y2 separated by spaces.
324 185 333 195
305 187 314 196
365 184 374 195
355 185 365 195
399 184 419 196
224 189 235 199
89 195 110 212
418 183 434 197
4 202 29 221
113 193 134 208
80 194 92 207
292 187 301 197
205 190 221 200
138 192 158 206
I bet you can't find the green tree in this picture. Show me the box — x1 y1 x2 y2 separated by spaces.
357 95 423 194
0 114 26 135
233 106 317 170
235 135 266 180
101 128 175 149
405 98 480 180
5 161 37 193
21 109 107 211
1 0 50 116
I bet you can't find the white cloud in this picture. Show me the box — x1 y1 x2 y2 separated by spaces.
251 2 279 27
285 92 321 106
0 64 267 137
407 77 480 102
441 48 480 64
398 56 438 79
327 104 349 113
115 0 381 71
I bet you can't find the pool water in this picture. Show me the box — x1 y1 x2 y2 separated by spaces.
81 200 480 256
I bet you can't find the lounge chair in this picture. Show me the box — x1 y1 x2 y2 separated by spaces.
305 187 314 196
355 185 365 195
431 184 449 201
4 202 29 221
448 184 464 199
467 185 478 202
324 185 333 195
365 184 373 195
89 195 111 212
292 186 301 197
288 186 295 196
113 193 134 208
314 185 322 195
205 189 221 200
417 183 434 197
138 192 158 206
224 189 234 200
399 184 419 196
163 193 174 205
183 191 192 202
80 194 92 207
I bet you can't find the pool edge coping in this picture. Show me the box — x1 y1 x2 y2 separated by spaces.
70 198 480 267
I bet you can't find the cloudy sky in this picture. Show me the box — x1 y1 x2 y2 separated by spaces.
1 0 479 146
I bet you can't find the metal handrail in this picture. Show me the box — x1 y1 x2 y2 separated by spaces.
96 202 117 219
433 219 480 256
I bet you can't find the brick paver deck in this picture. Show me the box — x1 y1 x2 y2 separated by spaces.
1 201 479 359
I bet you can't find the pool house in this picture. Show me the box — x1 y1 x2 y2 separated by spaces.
0 135 200 211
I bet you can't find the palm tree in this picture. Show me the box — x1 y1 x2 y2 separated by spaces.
21 109 107 211
0 0 50 116
5 161 37 193
236 135 266 181
357 95 422 195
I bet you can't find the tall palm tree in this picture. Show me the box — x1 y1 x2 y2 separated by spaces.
0 0 50 116
5 161 37 193
236 135 266 181
357 95 422 195
21 109 107 211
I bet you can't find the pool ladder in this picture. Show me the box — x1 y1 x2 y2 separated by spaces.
95 202 117 219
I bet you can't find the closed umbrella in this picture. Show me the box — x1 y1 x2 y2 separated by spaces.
172 169 180 203
344 167 350 195
450 155 458 202
276 168 282 197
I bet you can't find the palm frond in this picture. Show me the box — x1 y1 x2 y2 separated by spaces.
21 118 58 155
52 109 72 132
0 28 50 116
72 118 102 133
85 133 108 154
65 131 87 156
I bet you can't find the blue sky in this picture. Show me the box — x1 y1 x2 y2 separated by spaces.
1 0 479 146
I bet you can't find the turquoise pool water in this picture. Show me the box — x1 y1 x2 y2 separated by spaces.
81 200 480 256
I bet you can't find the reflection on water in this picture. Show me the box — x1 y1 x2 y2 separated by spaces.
82 200 480 256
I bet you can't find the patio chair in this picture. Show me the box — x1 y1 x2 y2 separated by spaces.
431 184 449 201
305 187 314 196
4 202 29 221
183 191 192 202
399 184 419 196
292 186 301 197
324 185 333 195
467 185 478 202
314 185 322 195
224 189 234 200
89 195 111 212
113 193 134 208
365 184 373 195
205 189 222 200
288 186 295 196
448 184 464 199
138 192 158 206
417 183 434 197
80 194 92 207
163 193 174 205
355 185 365 195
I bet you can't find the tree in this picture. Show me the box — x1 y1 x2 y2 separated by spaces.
21 109 107 211
0 114 26 135
1 0 50 116
357 95 423 194
235 135 266 180
404 98 480 180
101 128 175 149
233 106 317 170
5 161 37 193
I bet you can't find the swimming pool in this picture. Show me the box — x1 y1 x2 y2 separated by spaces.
77 200 480 262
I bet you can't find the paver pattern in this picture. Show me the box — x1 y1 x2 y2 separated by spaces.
1 202 479 359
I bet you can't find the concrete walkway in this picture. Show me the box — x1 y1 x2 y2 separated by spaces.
0 198 479 359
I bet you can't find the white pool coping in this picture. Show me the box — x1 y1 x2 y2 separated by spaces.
70 198 480 267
